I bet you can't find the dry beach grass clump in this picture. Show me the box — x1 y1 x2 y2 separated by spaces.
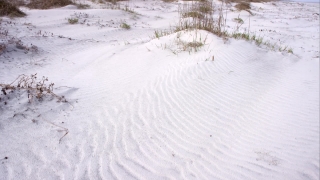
0 0 26 17
27 0 74 9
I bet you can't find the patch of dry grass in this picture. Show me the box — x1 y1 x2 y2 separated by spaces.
75 3 90 9
121 22 130 29
198 5 212 14
92 0 118 4
176 0 228 37
182 0 207 1
162 0 177 2
234 2 250 11
234 1 253 14
27 0 73 9
0 0 26 17
226 0 275 2
159 0 291 54
6 0 25 7
182 11 204 19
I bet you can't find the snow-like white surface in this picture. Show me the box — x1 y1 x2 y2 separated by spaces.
288 0 319 3
0 0 319 179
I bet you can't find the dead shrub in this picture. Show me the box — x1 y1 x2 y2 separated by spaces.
0 26 39 55
176 0 228 37
162 0 176 2
75 3 90 9
182 0 207 1
198 1 213 14
103 0 126 5
27 0 73 9
0 44 5 54
0 0 26 17
0 74 71 144
226 0 275 2
7 0 25 6
183 11 204 19
0 74 67 103
235 2 251 11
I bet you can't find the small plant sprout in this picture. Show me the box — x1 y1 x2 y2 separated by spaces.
251 34 256 41
234 15 244 24
68 18 78 24
152 29 173 39
255 37 263 46
121 23 131 29
154 30 160 39
123 5 138 14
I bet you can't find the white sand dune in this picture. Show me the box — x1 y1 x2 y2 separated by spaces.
0 0 319 179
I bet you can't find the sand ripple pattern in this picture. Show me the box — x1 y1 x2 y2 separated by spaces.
21 40 316 180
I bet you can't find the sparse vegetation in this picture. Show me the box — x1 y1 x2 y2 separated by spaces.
68 18 78 24
255 36 263 45
0 74 67 104
198 2 213 14
225 0 275 3
123 5 139 14
182 0 208 1
162 0 176 2
153 29 173 39
177 31 206 53
0 74 72 143
121 22 130 29
75 3 90 9
0 44 5 54
5 0 25 7
0 21 39 55
27 0 73 9
234 2 252 14
170 0 292 54
235 2 251 11
157 30 208 54
232 32 250 40
104 0 125 5
183 11 204 19
0 0 26 17
234 17 244 24
179 40 204 52
175 0 226 37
